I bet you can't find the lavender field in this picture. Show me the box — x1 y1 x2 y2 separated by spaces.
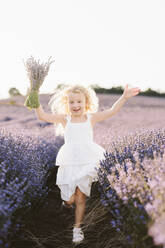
1 93 165 150
0 93 165 248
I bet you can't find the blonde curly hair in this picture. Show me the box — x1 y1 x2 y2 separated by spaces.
48 84 99 136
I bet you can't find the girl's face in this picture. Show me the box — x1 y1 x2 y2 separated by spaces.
67 91 87 116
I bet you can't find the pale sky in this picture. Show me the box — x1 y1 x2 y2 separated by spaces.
0 0 165 99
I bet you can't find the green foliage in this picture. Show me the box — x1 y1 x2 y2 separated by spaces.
141 87 165 97
9 100 16 105
56 83 68 90
8 87 21 97
90 85 165 97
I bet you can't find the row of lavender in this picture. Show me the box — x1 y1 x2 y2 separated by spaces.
1 125 165 247
0 128 63 248
97 128 165 247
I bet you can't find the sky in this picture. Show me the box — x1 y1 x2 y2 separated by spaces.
0 0 165 99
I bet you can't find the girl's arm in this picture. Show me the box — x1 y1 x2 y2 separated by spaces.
35 104 66 124
91 84 140 124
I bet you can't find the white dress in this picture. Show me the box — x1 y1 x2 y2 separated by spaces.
55 112 106 201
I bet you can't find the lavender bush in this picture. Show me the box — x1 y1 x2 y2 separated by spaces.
0 127 63 247
92 128 165 247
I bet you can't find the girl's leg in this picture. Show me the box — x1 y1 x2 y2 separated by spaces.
74 186 86 228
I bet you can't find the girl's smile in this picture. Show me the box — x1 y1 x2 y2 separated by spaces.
73 108 81 112
67 92 87 117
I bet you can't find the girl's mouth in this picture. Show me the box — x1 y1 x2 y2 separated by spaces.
73 108 80 112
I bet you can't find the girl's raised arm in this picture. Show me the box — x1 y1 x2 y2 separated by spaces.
35 104 66 124
91 84 140 124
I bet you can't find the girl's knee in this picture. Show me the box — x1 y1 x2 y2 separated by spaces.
75 187 86 204
75 195 86 205
66 193 75 204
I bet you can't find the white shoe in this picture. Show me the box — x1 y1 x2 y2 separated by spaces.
72 227 84 244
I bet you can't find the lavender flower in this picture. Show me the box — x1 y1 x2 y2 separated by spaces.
97 128 165 246
24 56 54 110
0 127 63 246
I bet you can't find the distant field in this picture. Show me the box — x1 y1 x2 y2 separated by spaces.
0 93 165 151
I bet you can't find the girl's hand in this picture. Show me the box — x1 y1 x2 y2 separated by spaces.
123 84 140 100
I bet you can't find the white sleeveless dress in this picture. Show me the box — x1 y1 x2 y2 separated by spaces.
55 112 106 201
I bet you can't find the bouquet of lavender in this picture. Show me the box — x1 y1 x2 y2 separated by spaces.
24 56 54 110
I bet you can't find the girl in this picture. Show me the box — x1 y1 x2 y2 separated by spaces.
35 84 140 244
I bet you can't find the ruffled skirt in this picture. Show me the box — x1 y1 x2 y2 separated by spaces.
55 142 106 201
